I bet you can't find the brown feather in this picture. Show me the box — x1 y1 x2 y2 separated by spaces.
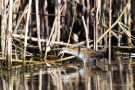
60 47 106 62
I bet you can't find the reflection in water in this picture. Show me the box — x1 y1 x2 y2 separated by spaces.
0 57 135 90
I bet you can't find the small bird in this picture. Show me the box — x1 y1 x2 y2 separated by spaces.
59 47 107 65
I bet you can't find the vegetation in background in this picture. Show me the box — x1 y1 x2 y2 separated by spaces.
0 0 134 68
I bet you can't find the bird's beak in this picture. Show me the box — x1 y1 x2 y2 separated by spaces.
58 50 64 56
58 47 68 56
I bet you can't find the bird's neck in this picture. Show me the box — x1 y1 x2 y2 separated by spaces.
68 51 80 56
67 51 84 60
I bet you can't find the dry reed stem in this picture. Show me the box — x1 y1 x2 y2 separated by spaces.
44 0 49 37
127 0 131 46
66 0 76 47
118 22 134 40
8 0 13 69
108 0 112 64
66 17 74 47
24 0 32 61
86 0 90 46
43 5 63 66
82 16 89 48
56 1 61 42
61 0 67 25
35 0 42 57
13 33 92 47
93 0 96 50
111 31 119 39
97 0 131 43
109 3 112 90
13 5 28 34
1 0 8 59
47 5 63 46
11 56 75 68
95 0 101 50
12 56 75 64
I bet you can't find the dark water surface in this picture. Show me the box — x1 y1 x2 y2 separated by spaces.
0 56 135 90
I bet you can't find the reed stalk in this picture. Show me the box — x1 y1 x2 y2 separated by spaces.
1 0 7 60
56 0 61 42
97 0 131 43
24 0 32 62
66 0 76 46
46 5 63 46
82 16 89 48
35 0 42 58
13 5 28 34
94 0 97 50
127 0 131 46
109 1 113 90
108 0 112 64
44 0 49 38
8 0 13 70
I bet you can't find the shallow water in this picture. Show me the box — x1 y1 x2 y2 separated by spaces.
0 56 135 90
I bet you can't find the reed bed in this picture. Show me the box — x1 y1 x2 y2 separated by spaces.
0 0 134 69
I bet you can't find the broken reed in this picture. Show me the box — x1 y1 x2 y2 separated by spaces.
0 0 133 68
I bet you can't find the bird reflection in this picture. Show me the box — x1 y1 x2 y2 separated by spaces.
62 65 107 90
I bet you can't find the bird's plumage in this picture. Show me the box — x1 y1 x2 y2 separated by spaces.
59 47 106 65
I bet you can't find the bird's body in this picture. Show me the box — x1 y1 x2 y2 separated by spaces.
59 47 106 65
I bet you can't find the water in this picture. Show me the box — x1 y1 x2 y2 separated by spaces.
0 56 135 90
